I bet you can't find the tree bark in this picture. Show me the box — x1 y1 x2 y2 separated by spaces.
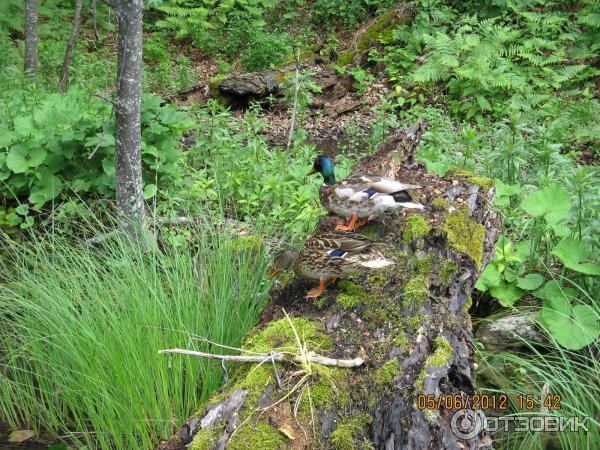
157 125 499 450
23 0 38 77
92 0 100 41
113 0 145 238
58 0 83 92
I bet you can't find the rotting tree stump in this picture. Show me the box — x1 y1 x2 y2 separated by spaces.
157 124 498 450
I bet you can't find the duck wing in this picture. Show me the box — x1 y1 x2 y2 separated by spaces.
306 232 375 257
339 174 422 196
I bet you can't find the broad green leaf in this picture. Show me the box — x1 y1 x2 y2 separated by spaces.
539 296 600 350
0 129 16 148
424 160 451 177
533 280 578 300
15 204 29 216
29 174 63 206
475 264 501 291
143 183 158 200
493 180 522 207
516 273 544 290
6 145 47 173
28 147 47 169
514 239 533 260
6 145 30 173
20 215 35 229
489 280 524 307
102 158 115 177
504 266 521 282
520 183 571 226
0 153 9 180
551 223 570 237
494 235 522 269
13 116 34 137
552 238 600 275
5 212 21 226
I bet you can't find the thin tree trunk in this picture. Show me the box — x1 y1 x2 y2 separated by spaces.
23 0 38 77
59 0 83 92
92 0 100 41
286 48 301 150
113 0 145 238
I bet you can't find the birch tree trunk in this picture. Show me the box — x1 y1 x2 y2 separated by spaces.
59 0 83 92
113 0 145 238
23 0 38 77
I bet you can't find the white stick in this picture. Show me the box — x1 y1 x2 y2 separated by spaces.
159 348 364 368
286 48 301 150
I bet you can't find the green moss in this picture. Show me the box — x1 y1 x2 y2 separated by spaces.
431 196 448 210
366 273 386 286
376 358 401 385
336 9 404 66
407 314 427 330
227 421 285 450
330 413 373 450
337 292 361 309
280 48 316 66
337 280 377 309
403 275 430 306
299 366 351 416
356 9 400 54
243 318 332 354
363 308 388 324
429 337 453 367
436 260 459 285
336 50 356 66
413 255 431 276
462 295 473 313
469 176 494 190
443 208 484 269
338 280 363 295
416 337 454 390
190 425 225 450
447 167 494 190
243 363 275 391
313 293 330 308
393 332 407 351
338 391 352 409
402 214 432 242
360 223 379 239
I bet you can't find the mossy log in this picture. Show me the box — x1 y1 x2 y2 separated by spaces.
157 124 498 450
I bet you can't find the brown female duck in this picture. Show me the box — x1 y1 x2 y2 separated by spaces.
269 232 395 298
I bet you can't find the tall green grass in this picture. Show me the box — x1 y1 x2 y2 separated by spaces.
0 220 272 448
477 289 600 450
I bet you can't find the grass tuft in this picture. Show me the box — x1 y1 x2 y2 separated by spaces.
0 218 272 449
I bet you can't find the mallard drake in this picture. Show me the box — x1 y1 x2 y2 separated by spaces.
308 156 424 231
268 232 395 298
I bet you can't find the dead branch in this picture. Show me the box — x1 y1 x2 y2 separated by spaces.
159 348 365 368
59 0 83 92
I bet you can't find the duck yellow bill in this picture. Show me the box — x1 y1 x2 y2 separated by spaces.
267 268 280 279
306 167 317 175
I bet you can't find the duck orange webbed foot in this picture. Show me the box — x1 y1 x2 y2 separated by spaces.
335 213 370 232
305 279 334 299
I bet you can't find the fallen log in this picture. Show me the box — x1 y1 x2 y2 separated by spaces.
157 124 498 450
